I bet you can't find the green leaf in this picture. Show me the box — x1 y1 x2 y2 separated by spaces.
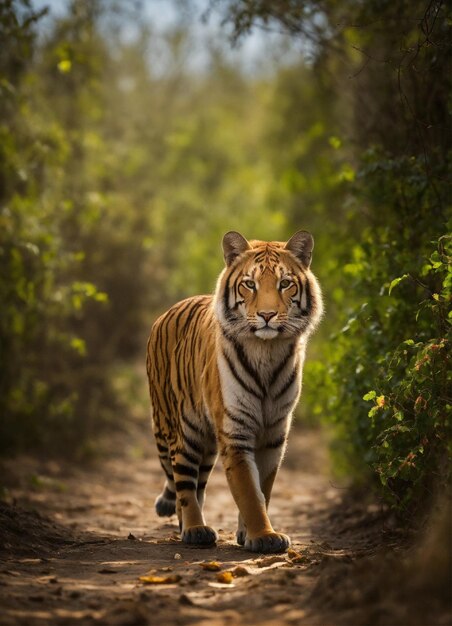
388 274 408 295
329 136 341 149
70 337 86 357
363 390 376 401
57 59 72 73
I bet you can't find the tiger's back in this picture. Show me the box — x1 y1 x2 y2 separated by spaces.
146 230 323 552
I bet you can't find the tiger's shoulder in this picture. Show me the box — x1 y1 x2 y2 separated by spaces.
151 294 212 331
148 294 215 355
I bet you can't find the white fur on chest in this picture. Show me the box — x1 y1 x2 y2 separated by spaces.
216 336 305 443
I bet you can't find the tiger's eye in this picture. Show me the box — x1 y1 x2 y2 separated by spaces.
280 279 291 289
244 280 255 289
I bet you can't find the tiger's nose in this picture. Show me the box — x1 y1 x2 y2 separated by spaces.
257 311 277 324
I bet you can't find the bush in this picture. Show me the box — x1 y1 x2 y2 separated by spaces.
322 149 451 510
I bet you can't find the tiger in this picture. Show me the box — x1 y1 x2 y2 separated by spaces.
146 230 323 553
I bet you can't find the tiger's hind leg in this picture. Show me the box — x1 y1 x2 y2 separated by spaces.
197 449 217 510
172 447 218 546
154 436 177 517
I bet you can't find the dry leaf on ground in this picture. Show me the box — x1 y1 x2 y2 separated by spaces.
200 561 222 571
287 549 309 564
217 571 234 584
139 574 181 584
232 566 250 577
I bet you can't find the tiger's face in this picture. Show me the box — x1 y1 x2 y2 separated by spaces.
215 231 323 341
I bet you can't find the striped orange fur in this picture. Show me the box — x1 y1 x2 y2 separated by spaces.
146 231 323 553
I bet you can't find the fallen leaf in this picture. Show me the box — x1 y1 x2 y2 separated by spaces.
232 565 250 577
216 571 233 584
287 549 309 564
199 561 222 571
139 574 181 585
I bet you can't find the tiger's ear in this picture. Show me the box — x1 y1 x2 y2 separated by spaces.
285 230 314 268
222 231 251 267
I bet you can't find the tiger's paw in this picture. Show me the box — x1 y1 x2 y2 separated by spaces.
181 525 218 546
244 532 291 554
155 494 176 517
236 529 246 546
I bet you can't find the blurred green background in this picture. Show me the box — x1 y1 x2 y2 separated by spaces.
1 0 450 512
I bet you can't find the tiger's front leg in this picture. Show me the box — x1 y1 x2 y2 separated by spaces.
236 443 287 545
221 445 290 553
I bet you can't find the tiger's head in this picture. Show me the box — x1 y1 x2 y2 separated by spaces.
214 231 323 341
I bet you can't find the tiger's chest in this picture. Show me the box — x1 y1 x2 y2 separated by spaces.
215 338 304 441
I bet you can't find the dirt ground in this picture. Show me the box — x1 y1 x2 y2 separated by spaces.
0 426 450 626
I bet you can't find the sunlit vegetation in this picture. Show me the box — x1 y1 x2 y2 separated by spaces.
1 0 450 515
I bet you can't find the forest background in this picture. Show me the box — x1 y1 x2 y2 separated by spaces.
1 0 450 519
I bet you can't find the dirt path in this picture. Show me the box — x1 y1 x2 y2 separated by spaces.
0 428 448 626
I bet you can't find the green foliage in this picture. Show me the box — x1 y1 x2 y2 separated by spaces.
371 236 451 496
320 149 451 509
0 1 150 453
0 0 108 452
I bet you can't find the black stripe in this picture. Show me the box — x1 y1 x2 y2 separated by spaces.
236 399 261 428
204 417 216 438
223 271 232 316
232 272 241 305
159 462 173 481
268 413 290 428
279 400 295 413
222 331 265 394
302 278 312 315
269 343 295 387
181 413 202 434
181 299 204 331
173 463 198 478
229 444 254 453
222 349 263 399
175 480 196 491
197 481 207 490
179 449 200 464
163 487 176 500
274 369 297 400
184 434 203 455
296 275 303 308
265 434 286 449
224 408 256 433
157 443 168 453
174 299 196 335
199 464 213 473
225 431 251 442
